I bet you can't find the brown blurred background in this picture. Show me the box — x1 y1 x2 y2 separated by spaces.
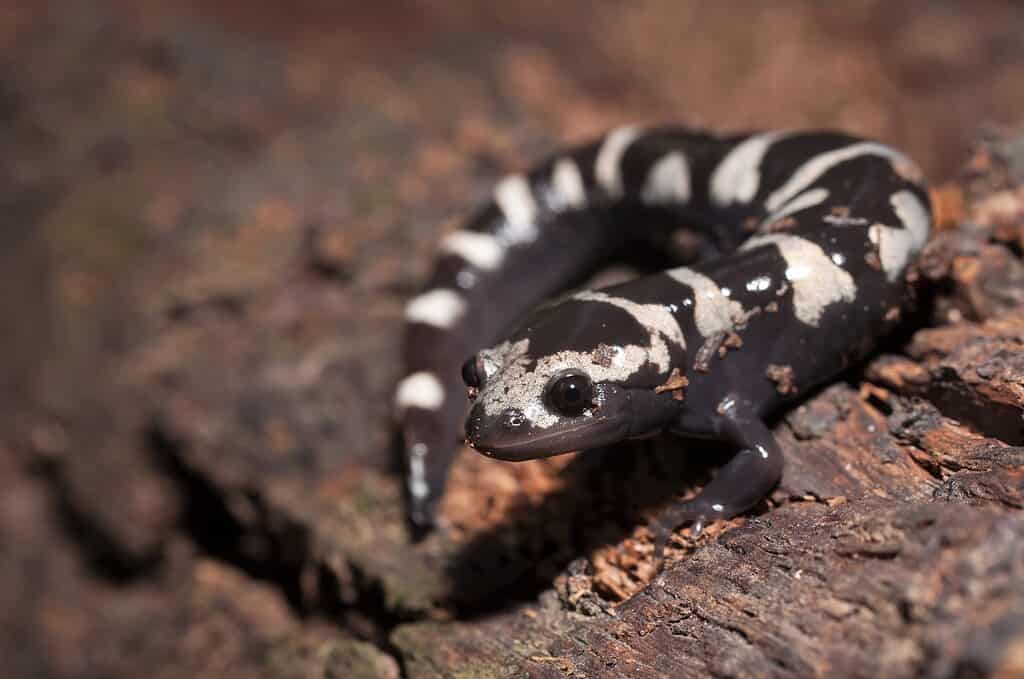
2 1 1023 677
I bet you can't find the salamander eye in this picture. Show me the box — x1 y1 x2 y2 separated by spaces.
461 355 486 390
545 370 594 417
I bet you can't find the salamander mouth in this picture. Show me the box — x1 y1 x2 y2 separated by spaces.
465 409 631 461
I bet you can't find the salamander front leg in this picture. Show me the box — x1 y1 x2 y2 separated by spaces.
651 415 784 561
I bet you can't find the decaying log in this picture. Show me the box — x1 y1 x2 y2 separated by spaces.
5 4 1024 676
396 501 1024 679
146 126 1024 679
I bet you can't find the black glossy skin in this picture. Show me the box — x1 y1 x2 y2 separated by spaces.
398 127 931 544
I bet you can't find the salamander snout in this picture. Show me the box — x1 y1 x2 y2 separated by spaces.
465 403 527 445
465 402 533 459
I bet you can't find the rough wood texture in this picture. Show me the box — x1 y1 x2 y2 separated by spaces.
4 2 1024 677
396 502 1024 678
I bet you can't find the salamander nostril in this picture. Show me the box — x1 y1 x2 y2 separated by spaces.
501 408 527 430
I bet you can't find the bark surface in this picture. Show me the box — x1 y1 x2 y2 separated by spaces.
4 3 1024 677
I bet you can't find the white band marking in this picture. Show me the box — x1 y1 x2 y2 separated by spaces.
765 142 909 213
666 267 746 338
404 288 467 328
573 290 686 371
763 187 830 225
407 442 430 500
710 131 789 206
891 190 931 248
868 190 932 281
741 233 857 326
440 231 505 270
595 126 640 197
552 157 587 208
642 151 692 204
494 174 539 245
395 371 445 412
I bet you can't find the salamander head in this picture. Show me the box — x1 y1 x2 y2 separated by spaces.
463 291 686 460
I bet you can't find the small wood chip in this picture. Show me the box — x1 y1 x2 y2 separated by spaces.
717 331 744 358
592 343 618 368
929 182 966 231
766 363 797 395
655 368 689 396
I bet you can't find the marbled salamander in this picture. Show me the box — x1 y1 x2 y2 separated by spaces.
395 127 931 548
